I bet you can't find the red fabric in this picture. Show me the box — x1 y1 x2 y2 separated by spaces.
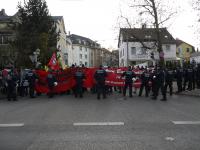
35 68 144 94
48 53 60 71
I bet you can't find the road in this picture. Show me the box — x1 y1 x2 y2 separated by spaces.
0 92 200 150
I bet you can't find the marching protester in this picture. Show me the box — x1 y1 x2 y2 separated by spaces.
94 65 107 100
74 67 85 98
121 66 136 98
139 68 151 97
47 70 57 98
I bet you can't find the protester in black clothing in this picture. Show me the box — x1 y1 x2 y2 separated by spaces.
74 67 85 98
47 71 57 98
175 66 184 93
121 66 136 98
94 65 107 100
139 68 150 97
164 67 174 96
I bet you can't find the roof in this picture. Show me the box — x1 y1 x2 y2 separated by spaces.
191 52 200 57
176 39 195 51
67 34 100 48
119 28 176 45
0 16 12 21
52 16 63 21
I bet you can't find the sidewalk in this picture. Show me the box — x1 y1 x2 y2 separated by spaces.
176 89 200 97
172 82 200 97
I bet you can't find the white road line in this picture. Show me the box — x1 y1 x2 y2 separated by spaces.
73 122 124 126
0 123 24 127
172 121 200 125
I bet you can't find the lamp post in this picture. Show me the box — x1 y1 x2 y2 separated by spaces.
33 48 40 68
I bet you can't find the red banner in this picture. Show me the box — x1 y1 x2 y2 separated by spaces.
35 67 144 94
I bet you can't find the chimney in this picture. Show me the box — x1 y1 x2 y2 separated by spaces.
0 9 7 16
141 23 147 29
68 31 71 35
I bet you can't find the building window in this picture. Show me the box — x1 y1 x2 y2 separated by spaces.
0 35 9 45
131 47 136 55
85 62 87 66
80 61 82 65
80 46 82 51
85 55 87 59
80 54 82 59
120 51 122 57
186 48 190 52
166 45 170 51
85 48 87 52
123 49 124 56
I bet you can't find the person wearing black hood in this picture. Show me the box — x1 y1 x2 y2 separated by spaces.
122 66 136 98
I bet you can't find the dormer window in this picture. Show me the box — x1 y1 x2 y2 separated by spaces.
145 35 151 39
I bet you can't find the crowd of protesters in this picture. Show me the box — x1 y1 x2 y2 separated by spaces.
0 62 200 101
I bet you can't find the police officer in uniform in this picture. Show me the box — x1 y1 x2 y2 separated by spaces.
74 67 85 98
196 64 200 88
122 66 136 98
94 65 107 100
26 69 38 98
152 66 166 101
164 67 174 96
139 68 150 97
47 71 57 98
175 66 183 93
186 65 194 91
6 72 18 101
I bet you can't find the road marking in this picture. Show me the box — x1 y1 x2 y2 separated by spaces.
73 122 124 126
0 123 24 127
165 137 175 141
172 121 200 125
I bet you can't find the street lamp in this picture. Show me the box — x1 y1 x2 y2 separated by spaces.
33 48 40 68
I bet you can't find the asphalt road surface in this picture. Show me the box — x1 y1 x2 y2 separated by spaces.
0 92 200 150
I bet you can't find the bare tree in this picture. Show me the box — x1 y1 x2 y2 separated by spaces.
131 0 177 65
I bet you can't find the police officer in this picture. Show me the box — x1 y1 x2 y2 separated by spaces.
26 69 38 98
186 65 194 91
122 66 136 98
139 68 150 97
6 72 18 101
164 67 174 96
74 67 85 98
94 65 107 100
152 66 166 101
196 64 200 88
175 66 184 93
47 70 57 98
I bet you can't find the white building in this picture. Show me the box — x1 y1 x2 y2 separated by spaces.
118 28 177 67
52 16 68 65
67 34 93 67
190 52 200 64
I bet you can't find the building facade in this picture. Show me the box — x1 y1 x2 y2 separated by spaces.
67 34 101 67
118 28 177 67
176 39 195 65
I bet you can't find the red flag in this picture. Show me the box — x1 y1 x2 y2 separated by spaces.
48 53 60 70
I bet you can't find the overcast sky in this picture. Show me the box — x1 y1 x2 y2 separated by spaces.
1 0 199 50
